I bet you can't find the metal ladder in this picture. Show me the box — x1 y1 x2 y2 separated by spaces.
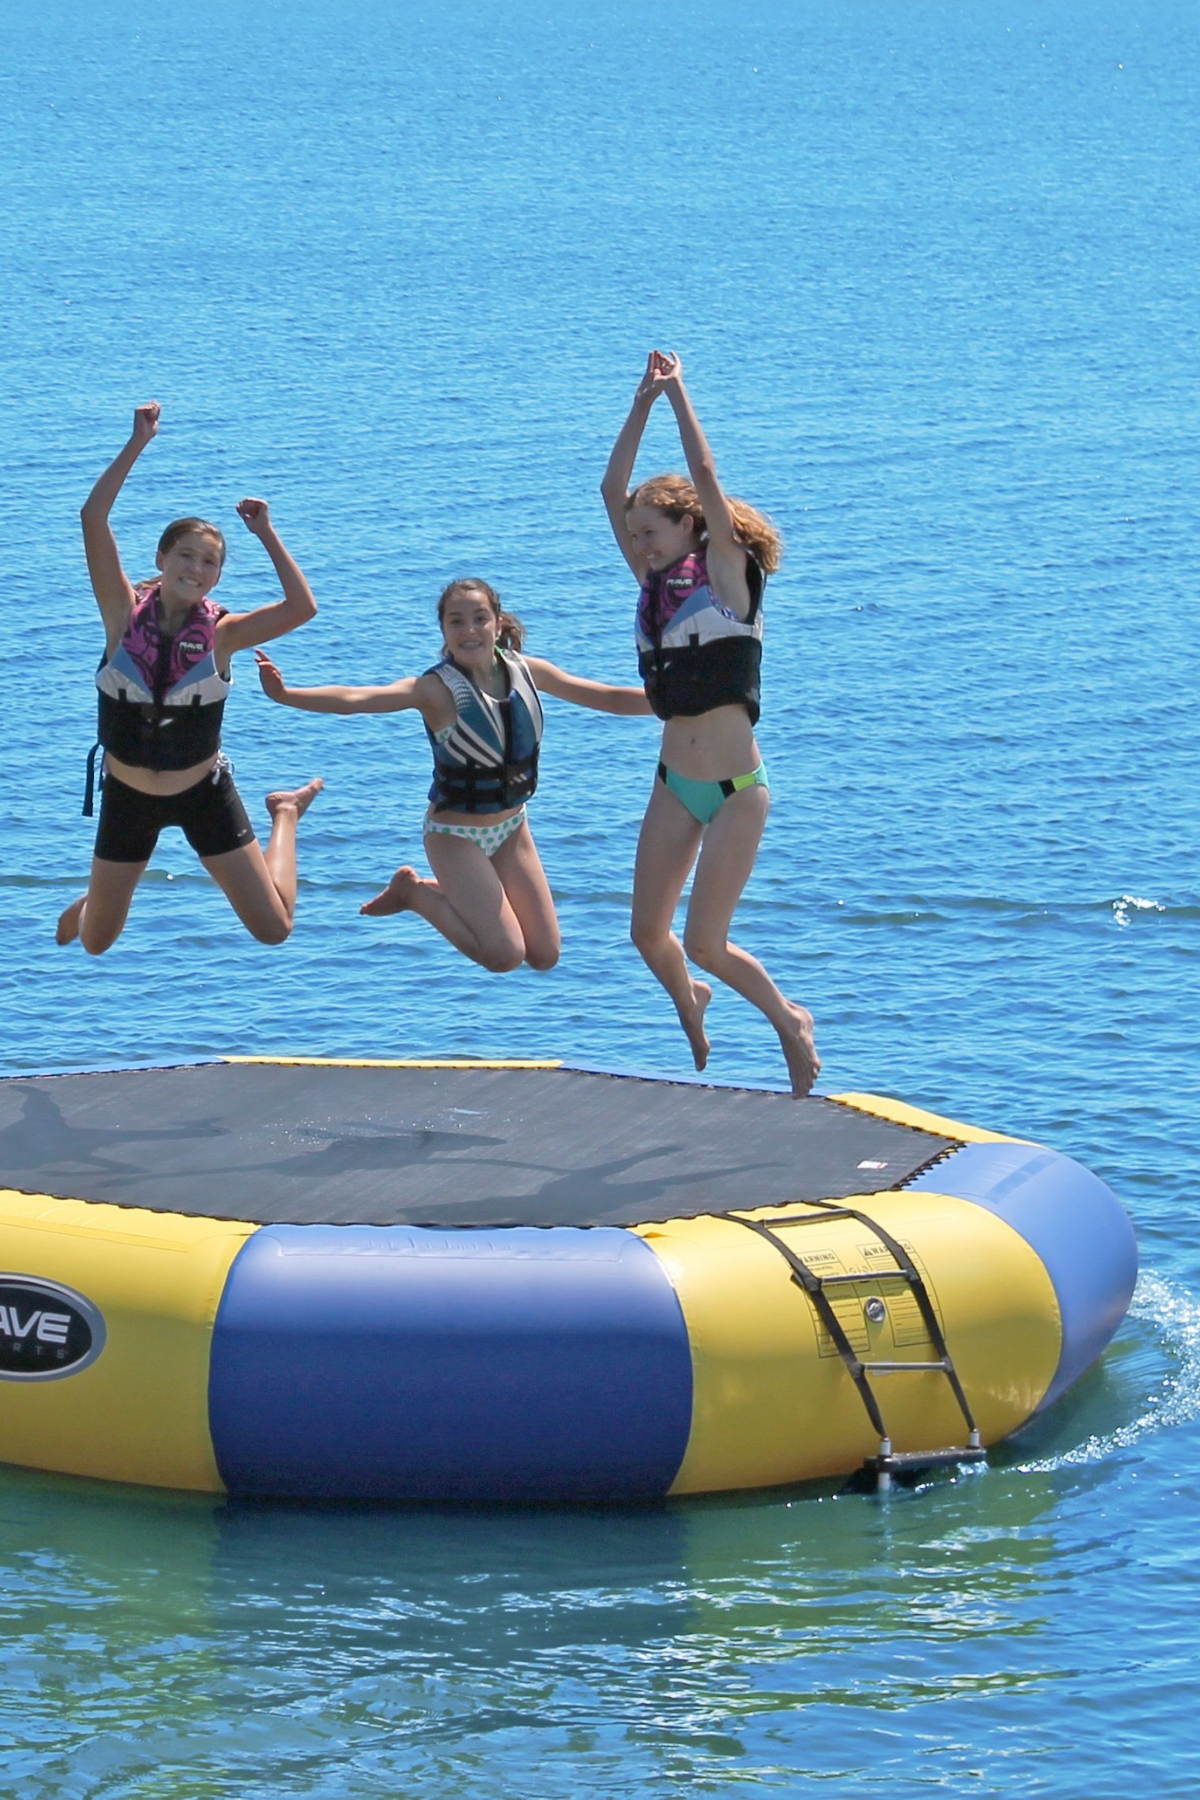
728 1202 986 1491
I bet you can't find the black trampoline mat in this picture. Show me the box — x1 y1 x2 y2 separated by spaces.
0 1063 957 1228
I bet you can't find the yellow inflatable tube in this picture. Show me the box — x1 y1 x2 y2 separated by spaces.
637 1191 1061 1494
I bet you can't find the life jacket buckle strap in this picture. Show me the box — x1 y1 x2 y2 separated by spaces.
82 743 101 818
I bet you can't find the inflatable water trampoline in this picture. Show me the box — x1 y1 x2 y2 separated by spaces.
0 1058 1135 1500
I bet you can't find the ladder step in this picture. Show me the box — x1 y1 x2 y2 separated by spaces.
755 1210 857 1230
870 1445 988 1473
818 1271 903 1286
860 1358 949 1373
845 1441 988 1494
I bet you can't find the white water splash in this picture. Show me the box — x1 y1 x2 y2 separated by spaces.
1112 893 1167 927
1019 1271 1200 1470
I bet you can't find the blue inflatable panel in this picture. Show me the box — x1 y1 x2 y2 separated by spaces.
209 1225 694 1501
909 1141 1137 1409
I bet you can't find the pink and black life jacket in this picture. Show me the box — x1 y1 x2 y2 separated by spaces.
635 549 764 724
85 586 231 812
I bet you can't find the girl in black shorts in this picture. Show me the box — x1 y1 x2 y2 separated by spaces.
57 402 323 953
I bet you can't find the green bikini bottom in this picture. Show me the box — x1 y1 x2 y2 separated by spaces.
656 760 769 827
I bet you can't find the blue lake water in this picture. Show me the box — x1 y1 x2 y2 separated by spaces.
2 0 1200 1791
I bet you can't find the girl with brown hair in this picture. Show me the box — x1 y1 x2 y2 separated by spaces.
601 351 819 1096
256 577 649 973
58 402 323 954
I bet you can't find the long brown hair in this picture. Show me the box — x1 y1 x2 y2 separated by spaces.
437 578 525 653
626 474 782 575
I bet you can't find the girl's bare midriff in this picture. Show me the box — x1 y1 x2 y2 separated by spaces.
104 750 220 796
659 703 759 781
427 802 526 830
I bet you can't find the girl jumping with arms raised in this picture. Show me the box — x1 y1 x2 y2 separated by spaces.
57 402 323 954
601 351 819 1096
256 577 649 973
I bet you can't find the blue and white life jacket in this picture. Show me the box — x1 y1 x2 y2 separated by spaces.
635 549 763 724
425 650 543 814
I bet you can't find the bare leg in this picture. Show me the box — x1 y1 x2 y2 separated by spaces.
56 857 149 955
363 834 529 972
202 778 323 944
361 820 558 972
262 779 324 916
488 821 560 971
630 780 713 1069
682 788 819 1097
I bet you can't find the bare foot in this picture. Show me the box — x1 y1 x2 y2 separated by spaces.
266 777 324 820
778 1003 820 1098
56 896 86 946
678 980 713 1071
360 866 426 917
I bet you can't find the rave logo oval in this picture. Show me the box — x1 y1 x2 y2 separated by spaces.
0 1276 106 1380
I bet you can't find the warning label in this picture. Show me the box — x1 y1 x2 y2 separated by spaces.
787 1239 943 1359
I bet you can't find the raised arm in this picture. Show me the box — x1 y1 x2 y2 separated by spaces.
600 354 664 576
80 403 158 644
526 657 652 715
256 653 446 719
657 354 752 615
217 500 318 655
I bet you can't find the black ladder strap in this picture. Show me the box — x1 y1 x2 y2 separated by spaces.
727 1214 887 1439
